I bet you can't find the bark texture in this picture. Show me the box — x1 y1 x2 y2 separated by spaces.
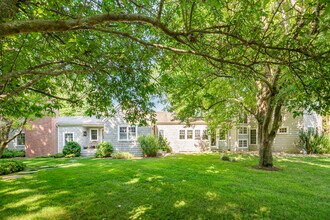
256 66 283 168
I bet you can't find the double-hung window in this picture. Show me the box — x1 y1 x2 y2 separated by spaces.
202 130 208 140
239 127 248 135
187 130 193 139
64 133 74 144
195 130 201 140
250 129 257 144
17 132 25 146
179 130 185 140
90 129 98 141
119 126 137 140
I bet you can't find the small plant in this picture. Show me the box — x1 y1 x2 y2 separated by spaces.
111 152 134 159
65 153 76 158
0 160 26 175
95 141 114 158
1 149 25 158
297 129 330 154
62 141 81 157
138 135 159 157
158 136 172 153
53 153 64 158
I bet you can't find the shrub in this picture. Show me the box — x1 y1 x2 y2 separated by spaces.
1 149 25 158
111 152 134 159
62 141 81 156
95 141 114 158
158 136 172 153
297 130 330 154
53 153 64 158
0 160 26 175
138 135 159 157
65 154 76 158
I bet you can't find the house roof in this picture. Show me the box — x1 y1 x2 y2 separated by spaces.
56 116 105 127
155 112 206 125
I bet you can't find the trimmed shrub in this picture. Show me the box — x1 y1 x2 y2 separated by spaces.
0 160 26 175
65 154 76 158
112 152 134 159
62 141 81 157
53 153 65 158
158 136 172 153
1 149 25 158
95 142 113 158
297 130 330 154
138 135 159 157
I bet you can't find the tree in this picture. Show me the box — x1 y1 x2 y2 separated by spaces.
0 0 329 167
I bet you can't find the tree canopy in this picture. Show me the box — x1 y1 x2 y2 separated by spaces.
0 0 329 166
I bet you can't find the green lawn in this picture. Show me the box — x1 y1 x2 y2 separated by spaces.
0 154 329 220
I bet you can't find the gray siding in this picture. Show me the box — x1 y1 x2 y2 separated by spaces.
104 112 151 156
58 126 85 153
156 124 208 153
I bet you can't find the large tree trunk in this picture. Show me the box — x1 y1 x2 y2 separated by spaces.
256 66 283 168
0 117 26 158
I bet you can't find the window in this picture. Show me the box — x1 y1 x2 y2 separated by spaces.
64 133 74 144
128 127 136 139
250 129 257 145
239 127 248 134
179 130 185 139
158 130 164 137
238 139 248 148
278 127 288 134
202 130 208 140
119 126 137 140
195 130 201 140
90 129 98 141
219 130 226 141
16 133 25 146
187 130 193 139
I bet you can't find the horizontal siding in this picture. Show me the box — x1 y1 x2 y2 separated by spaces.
157 124 208 153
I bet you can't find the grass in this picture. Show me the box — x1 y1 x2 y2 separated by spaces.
0 154 329 219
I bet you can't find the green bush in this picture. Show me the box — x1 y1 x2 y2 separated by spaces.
62 141 81 156
111 152 134 159
0 160 26 175
158 136 172 153
1 149 25 158
95 142 114 158
297 130 330 154
65 153 77 158
138 135 159 157
53 153 65 158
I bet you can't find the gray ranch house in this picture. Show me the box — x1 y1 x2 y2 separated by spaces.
7 111 322 157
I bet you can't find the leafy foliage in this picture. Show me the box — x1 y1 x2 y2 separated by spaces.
1 149 25 158
111 152 134 159
95 142 114 158
158 136 172 153
138 135 159 157
297 130 330 154
62 141 81 157
0 160 25 175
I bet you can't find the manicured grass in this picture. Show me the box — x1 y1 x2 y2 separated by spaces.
0 154 329 219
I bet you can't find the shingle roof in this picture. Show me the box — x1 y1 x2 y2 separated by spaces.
155 112 206 125
56 116 105 126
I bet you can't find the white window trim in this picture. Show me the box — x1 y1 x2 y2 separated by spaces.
194 130 201 140
238 126 248 135
187 129 193 140
63 132 74 147
250 128 257 145
118 125 137 141
16 131 25 146
238 139 249 148
90 129 98 141
278 126 289 134
179 130 186 140
202 129 208 140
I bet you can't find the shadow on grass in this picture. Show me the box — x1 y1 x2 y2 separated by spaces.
0 154 329 219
